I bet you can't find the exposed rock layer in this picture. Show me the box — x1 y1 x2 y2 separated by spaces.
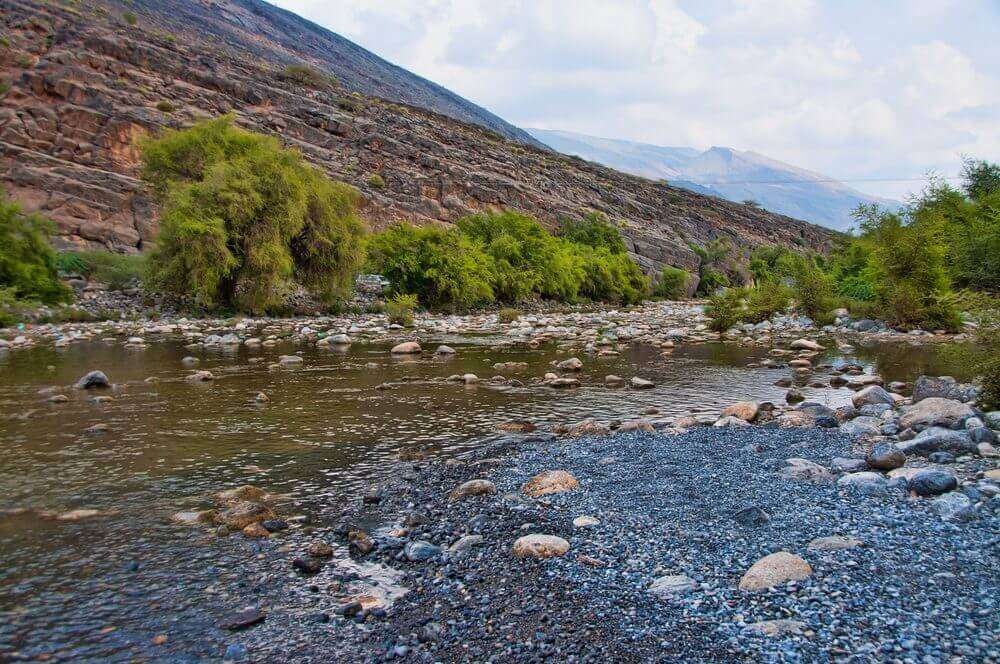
1 0 836 272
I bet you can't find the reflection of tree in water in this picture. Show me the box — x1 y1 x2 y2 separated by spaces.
850 341 975 383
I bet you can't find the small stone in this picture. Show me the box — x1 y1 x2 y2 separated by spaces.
434 344 456 355
779 458 832 482
449 479 497 501
217 608 266 631
785 388 805 404
837 471 888 495
748 619 809 637
733 505 770 527
241 522 270 538
931 492 975 521
808 535 862 551
572 515 599 528
293 557 322 574
404 540 441 562
630 376 655 389
648 575 697 597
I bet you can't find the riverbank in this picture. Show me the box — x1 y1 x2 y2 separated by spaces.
0 299 975 356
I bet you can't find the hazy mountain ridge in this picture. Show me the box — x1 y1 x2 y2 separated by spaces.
529 129 898 230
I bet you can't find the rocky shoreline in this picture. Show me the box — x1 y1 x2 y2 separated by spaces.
152 417 998 662
0 298 975 355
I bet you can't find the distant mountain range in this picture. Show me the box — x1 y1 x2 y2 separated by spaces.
528 129 898 230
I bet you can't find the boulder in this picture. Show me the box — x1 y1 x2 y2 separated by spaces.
434 345 456 355
714 415 750 428
618 419 655 433
908 469 958 497
851 385 895 409
74 370 110 389
836 472 888 495
831 457 867 473
738 552 812 591
747 620 809 637
404 540 442 562
630 376 655 389
931 493 975 521
522 470 579 497
894 427 977 457
572 515 599 528
548 377 580 389
722 401 759 422
912 375 979 403
790 339 824 351
390 342 422 354
866 443 905 470
307 541 334 558
785 388 805 404
512 534 570 558
839 416 882 440
556 357 583 371
899 398 974 432
449 479 497 501
604 374 626 387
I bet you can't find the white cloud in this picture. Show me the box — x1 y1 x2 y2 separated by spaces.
273 0 1000 200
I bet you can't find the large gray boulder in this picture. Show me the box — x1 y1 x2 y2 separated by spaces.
898 398 975 432
912 375 979 403
851 385 895 409
894 427 977 457
839 416 882 440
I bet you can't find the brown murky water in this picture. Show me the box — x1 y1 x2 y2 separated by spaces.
0 334 972 624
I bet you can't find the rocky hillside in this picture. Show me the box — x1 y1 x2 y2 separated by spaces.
0 0 836 275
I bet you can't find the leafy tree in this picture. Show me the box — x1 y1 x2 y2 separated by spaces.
704 287 746 332
962 157 1000 201
141 116 366 312
688 238 733 295
0 191 71 304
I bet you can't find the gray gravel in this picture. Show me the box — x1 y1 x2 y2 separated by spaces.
314 427 1000 663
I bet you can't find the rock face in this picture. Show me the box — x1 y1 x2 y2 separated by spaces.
0 0 834 268
738 552 812 591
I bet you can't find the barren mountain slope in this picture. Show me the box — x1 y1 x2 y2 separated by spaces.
0 0 836 275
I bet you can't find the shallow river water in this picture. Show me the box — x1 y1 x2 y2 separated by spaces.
0 333 972 659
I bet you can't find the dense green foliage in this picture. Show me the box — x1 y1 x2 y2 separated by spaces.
365 223 495 309
652 266 690 300
744 282 792 323
55 250 146 290
0 192 71 305
367 212 648 309
140 116 366 312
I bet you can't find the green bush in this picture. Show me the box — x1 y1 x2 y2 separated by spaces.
689 238 733 295
367 174 385 189
56 250 146 290
704 287 746 332
365 223 495 309
744 283 791 323
0 192 71 304
155 100 176 113
790 259 836 325
122 10 137 25
653 266 689 300
577 245 648 305
140 115 366 312
385 293 417 326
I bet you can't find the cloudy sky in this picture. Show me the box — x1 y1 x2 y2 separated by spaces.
272 0 999 200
